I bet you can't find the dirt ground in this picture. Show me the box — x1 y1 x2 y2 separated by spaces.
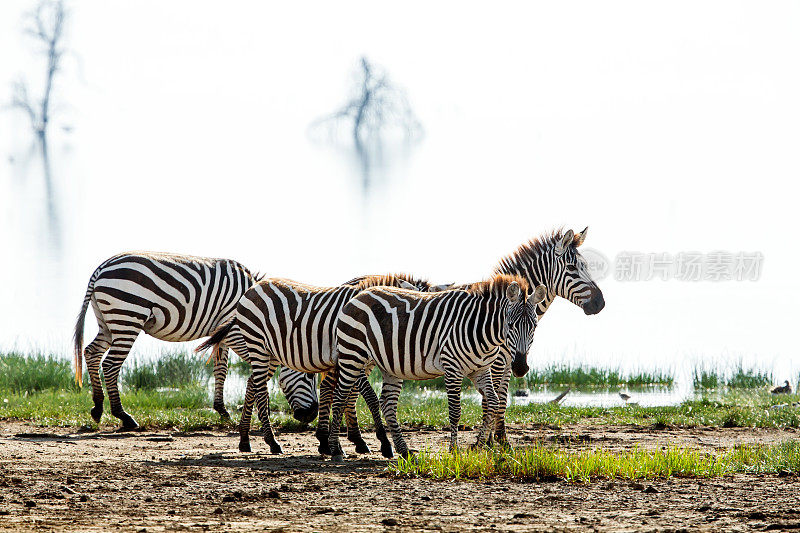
1 421 799 532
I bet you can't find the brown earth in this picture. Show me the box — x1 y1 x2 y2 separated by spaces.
1 420 799 532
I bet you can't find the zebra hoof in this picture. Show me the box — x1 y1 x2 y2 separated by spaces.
353 441 371 455
90 407 103 424
318 442 332 456
331 454 344 463
239 440 252 453
268 442 283 455
380 442 394 459
117 414 139 430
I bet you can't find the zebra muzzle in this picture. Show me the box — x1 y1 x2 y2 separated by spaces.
511 353 529 378
292 400 320 424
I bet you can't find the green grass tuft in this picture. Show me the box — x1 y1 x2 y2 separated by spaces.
122 351 213 391
389 440 800 482
512 364 674 390
0 352 78 393
693 363 772 390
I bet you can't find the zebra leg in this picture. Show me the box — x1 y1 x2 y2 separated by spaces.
83 331 111 423
357 374 393 458
212 344 231 419
492 358 512 447
315 371 336 455
443 372 463 452
379 374 409 459
344 385 370 454
469 368 498 449
251 359 282 454
102 329 144 430
327 368 362 462
238 375 255 452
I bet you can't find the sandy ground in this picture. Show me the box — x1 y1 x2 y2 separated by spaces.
1 421 799 532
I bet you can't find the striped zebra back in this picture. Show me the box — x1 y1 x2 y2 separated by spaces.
227 273 437 372
335 274 538 380
92 252 257 340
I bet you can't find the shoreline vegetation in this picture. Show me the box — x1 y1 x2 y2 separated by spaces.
0 351 798 432
389 441 800 482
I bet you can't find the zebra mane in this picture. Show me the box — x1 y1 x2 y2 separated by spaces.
462 274 530 298
348 273 432 291
493 227 577 276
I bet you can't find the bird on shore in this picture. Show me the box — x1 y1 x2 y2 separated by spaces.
770 381 792 395
619 392 631 403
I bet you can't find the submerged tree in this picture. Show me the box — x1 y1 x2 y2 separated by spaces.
9 0 68 250
311 57 422 194
12 0 67 147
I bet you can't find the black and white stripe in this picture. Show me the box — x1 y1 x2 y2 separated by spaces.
328 275 546 460
485 228 606 443
74 252 260 428
197 274 436 456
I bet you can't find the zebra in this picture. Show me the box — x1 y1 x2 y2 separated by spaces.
72 251 315 428
196 274 438 457
481 227 606 444
328 275 547 461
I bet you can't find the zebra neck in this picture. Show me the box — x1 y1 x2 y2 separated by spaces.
456 294 506 351
494 254 556 319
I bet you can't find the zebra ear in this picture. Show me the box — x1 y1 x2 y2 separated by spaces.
506 281 521 303
529 284 547 305
398 279 417 290
432 283 454 292
555 229 575 256
574 227 588 247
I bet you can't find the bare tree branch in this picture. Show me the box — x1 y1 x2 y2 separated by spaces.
311 56 422 145
11 0 67 143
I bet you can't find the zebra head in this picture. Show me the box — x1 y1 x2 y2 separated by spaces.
496 227 606 317
505 283 547 377
277 368 319 423
548 227 605 315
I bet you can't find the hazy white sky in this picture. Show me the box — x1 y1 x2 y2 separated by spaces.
0 1 798 379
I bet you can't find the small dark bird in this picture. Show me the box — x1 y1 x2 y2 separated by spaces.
619 392 631 403
770 381 792 395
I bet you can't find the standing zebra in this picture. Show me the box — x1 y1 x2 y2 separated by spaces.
481 227 605 444
73 252 315 428
328 275 547 460
196 274 437 456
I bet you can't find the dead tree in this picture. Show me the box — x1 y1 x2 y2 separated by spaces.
12 0 67 146
311 57 422 193
10 0 67 250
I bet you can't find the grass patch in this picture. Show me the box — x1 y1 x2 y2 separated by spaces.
0 386 296 430
512 364 674 390
389 440 800 482
122 351 213 391
693 363 772 390
0 352 79 393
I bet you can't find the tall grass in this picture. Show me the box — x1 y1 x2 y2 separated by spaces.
693 363 772 390
513 364 674 389
390 440 800 482
0 352 78 393
122 351 212 391
366 364 675 392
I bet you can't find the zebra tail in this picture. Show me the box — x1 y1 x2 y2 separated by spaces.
73 277 97 388
196 319 235 364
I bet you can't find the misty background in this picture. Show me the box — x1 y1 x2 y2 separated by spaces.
0 1 797 387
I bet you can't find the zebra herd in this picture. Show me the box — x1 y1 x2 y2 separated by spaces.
73 228 605 459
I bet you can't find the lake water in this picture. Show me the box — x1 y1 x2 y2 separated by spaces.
1 1 798 403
